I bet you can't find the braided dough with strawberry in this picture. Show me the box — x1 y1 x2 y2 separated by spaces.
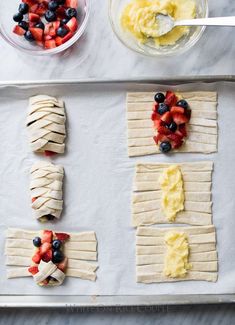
5 228 98 286
27 95 66 155
30 161 64 222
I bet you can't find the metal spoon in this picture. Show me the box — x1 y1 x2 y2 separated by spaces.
155 14 235 37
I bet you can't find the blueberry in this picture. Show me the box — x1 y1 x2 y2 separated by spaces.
33 237 41 247
52 250 64 263
45 10 57 22
35 22 45 30
158 103 169 115
154 92 165 103
177 99 188 109
24 30 34 41
57 26 68 37
56 0 66 4
18 20 28 31
61 18 69 25
48 1 59 11
44 214 55 221
65 8 77 19
167 121 177 132
18 3 29 14
52 239 62 250
159 141 172 153
13 12 23 22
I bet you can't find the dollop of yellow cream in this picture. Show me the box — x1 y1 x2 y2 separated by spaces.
121 0 196 46
164 231 191 278
159 165 184 222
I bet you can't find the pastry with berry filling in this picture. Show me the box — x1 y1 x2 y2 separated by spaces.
27 95 66 156
30 161 64 222
5 228 98 286
127 90 218 157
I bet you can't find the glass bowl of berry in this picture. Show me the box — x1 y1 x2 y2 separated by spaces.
0 0 90 55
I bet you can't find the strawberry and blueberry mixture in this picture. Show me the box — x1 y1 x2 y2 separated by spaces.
12 0 79 49
28 230 70 286
152 91 191 153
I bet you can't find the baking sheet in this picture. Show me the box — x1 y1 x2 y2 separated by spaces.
0 79 234 297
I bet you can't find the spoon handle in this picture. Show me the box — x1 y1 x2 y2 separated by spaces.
175 16 235 27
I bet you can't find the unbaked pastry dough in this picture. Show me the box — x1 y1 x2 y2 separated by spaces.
30 161 64 222
27 95 66 154
5 228 98 284
136 225 218 283
127 91 218 157
132 161 213 227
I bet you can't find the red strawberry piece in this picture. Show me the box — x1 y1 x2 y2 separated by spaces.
153 134 169 145
29 4 39 13
165 91 177 106
157 126 171 135
42 249 52 262
160 111 172 124
32 197 37 203
53 21 60 31
29 13 40 22
44 23 53 35
28 266 39 275
152 102 159 112
167 133 184 149
41 230 53 244
56 6 66 19
32 251 41 264
57 257 68 272
44 150 56 156
153 119 163 129
61 31 73 43
44 35 53 41
170 106 184 114
55 232 70 241
66 17 78 33
66 0 78 8
45 39 57 49
55 36 63 46
35 3 47 15
178 124 187 137
13 25 26 36
30 28 43 41
23 0 37 6
151 112 160 121
172 112 189 125
40 242 52 255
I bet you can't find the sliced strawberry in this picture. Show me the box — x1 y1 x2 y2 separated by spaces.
29 13 40 22
170 106 184 114
44 150 56 156
41 230 53 244
160 111 172 124
55 36 63 46
32 197 37 203
153 119 164 129
29 3 39 13
53 21 60 31
40 242 52 255
55 232 70 241
42 249 52 262
157 126 171 135
151 112 160 121
30 28 43 41
172 112 189 125
35 3 47 15
167 133 183 149
66 0 78 8
44 23 53 35
23 0 37 6
66 17 78 33
61 31 73 43
153 134 169 145
13 25 26 36
56 6 66 19
152 102 159 112
178 124 187 137
44 39 57 49
165 91 177 106
57 257 68 272
32 251 41 264
28 266 39 275
44 35 53 40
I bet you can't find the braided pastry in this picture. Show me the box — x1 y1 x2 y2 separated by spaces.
30 161 64 222
27 95 66 155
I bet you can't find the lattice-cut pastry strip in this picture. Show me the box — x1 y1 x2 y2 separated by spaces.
27 95 66 155
136 225 218 283
5 228 98 286
30 161 64 222
126 91 218 157
132 161 213 227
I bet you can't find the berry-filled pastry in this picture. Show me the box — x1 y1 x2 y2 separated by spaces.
132 161 213 227
5 228 98 286
27 95 66 156
127 91 218 157
136 225 218 283
30 161 64 222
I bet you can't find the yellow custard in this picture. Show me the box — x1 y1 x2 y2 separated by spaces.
164 231 191 278
121 0 196 46
159 165 184 222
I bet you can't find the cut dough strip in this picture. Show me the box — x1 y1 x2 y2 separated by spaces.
27 95 66 154
126 91 218 156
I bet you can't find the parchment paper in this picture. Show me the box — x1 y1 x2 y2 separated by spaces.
0 81 234 296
